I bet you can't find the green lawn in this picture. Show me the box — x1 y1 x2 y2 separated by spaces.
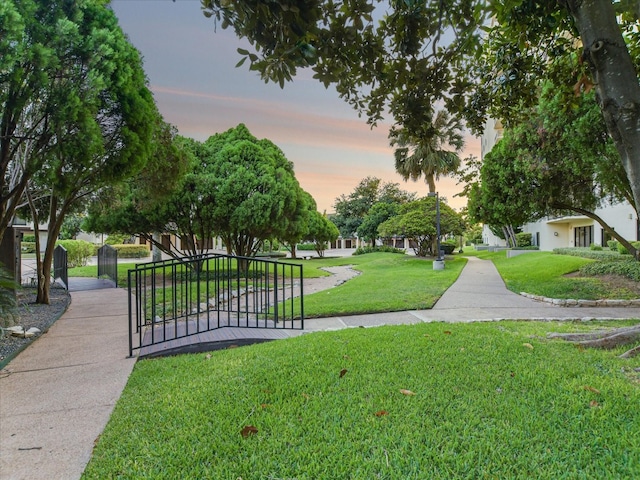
69 253 467 318
465 250 640 300
288 253 466 317
83 320 640 479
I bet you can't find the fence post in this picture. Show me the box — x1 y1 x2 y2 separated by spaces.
53 245 68 290
97 244 118 287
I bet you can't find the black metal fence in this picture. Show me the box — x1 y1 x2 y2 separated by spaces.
53 245 68 290
98 244 118 286
127 254 304 357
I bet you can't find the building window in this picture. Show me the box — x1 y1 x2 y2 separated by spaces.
575 226 593 247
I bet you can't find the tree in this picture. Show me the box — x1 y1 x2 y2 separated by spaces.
304 211 339 257
391 110 464 193
332 176 415 238
200 0 640 223
357 202 399 245
59 213 84 240
203 124 310 260
279 191 317 259
469 84 638 256
87 135 222 261
4 0 157 304
378 197 465 257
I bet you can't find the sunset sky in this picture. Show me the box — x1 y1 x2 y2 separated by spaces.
110 0 480 213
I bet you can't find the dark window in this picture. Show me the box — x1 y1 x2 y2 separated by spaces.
575 226 593 247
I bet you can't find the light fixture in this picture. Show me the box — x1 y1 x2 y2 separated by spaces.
554 232 559 237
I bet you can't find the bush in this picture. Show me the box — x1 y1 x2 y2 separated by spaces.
515 232 532 247
553 247 625 261
105 234 131 245
617 241 640 255
22 234 36 243
513 246 540 250
607 240 619 250
21 242 36 254
111 244 150 258
580 259 640 282
440 240 457 255
255 251 287 258
296 243 317 251
353 245 405 255
590 243 603 251
56 240 94 268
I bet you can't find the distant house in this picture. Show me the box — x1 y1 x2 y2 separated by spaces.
481 119 639 250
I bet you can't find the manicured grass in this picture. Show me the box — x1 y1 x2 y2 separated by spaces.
69 253 466 318
83 320 640 479
465 250 639 300
68 262 138 286
294 254 466 317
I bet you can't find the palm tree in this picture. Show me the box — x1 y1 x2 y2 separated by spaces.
390 110 464 193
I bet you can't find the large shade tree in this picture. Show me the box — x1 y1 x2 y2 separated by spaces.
332 176 415 238
203 124 311 259
88 124 313 262
199 0 640 222
468 85 637 256
2 0 156 303
378 196 465 257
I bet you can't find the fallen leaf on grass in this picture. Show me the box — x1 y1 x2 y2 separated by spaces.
399 389 416 396
240 425 258 438
375 410 389 417
443 331 452 335
205 354 211 360
302 393 310 399
343 355 351 360
589 400 600 408
260 403 270 409
339 368 348 378
583 385 601 394
522 343 534 350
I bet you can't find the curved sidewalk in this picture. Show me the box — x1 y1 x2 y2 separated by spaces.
301 256 640 331
2 257 640 479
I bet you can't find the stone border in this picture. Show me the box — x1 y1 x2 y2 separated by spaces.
520 292 640 307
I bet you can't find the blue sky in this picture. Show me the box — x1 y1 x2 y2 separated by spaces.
110 0 480 212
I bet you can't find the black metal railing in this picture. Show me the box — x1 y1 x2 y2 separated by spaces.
98 244 118 286
53 245 68 290
127 253 304 357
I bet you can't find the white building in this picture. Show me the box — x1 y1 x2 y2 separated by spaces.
481 119 638 250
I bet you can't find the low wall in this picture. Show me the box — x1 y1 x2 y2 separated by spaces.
507 249 538 258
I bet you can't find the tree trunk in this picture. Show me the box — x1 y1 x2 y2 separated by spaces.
426 174 436 194
547 324 640 358
152 232 162 262
557 204 639 258
567 0 640 217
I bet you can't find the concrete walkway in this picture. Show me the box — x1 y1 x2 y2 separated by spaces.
2 256 640 480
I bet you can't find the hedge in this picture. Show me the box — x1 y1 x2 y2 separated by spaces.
553 247 627 261
353 245 405 255
111 244 150 258
21 242 37 254
56 240 95 268
580 259 640 282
